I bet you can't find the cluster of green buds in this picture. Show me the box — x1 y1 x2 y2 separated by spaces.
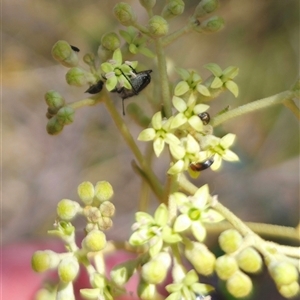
32 181 117 300
215 229 300 298
138 64 239 177
108 184 223 299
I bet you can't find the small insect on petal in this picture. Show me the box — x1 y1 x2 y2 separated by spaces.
70 45 80 52
85 80 104 94
190 157 214 172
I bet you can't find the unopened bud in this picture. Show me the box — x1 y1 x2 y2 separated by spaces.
56 106 75 125
101 32 121 51
52 40 79 67
139 0 156 10
99 201 115 217
113 2 137 26
218 229 243 254
82 230 107 252
148 15 169 37
226 271 253 298
194 0 219 18
215 255 238 280
162 0 185 19
77 181 95 205
46 116 64 135
31 250 60 272
57 199 80 220
65 67 95 87
45 90 65 110
94 181 114 202
58 257 79 283
237 247 262 274
269 261 299 286
194 16 224 34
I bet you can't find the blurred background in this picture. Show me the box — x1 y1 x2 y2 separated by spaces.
3 0 299 299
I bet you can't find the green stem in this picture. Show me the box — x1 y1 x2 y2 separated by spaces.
68 96 101 109
154 38 172 117
103 95 163 200
211 90 298 127
283 99 300 119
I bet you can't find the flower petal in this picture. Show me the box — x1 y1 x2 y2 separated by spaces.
153 137 165 157
171 113 187 129
152 111 162 130
173 214 192 232
220 133 236 148
138 128 156 141
191 222 206 242
188 115 203 132
172 96 187 112
167 160 184 175
222 149 239 161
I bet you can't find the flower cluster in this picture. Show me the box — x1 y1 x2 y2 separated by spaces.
138 91 239 176
124 184 223 299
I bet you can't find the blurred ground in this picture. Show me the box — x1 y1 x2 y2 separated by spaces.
2 0 299 299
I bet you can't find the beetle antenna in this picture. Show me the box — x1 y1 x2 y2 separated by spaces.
122 98 125 116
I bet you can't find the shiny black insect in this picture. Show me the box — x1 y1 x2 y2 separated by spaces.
85 80 104 94
113 69 152 115
70 45 80 52
190 157 214 172
198 112 210 125
85 67 152 115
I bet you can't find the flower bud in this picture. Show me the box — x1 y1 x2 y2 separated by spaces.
138 280 157 300
31 250 60 272
139 0 156 10
77 181 95 205
141 252 171 284
46 116 64 135
52 40 79 67
278 281 300 298
83 206 101 223
148 16 169 37
82 230 107 252
194 0 219 18
218 229 243 254
269 261 299 286
45 90 65 109
101 32 121 51
98 216 113 231
56 106 75 125
57 199 80 220
58 257 79 283
185 242 216 276
99 201 115 217
194 16 224 34
226 271 253 298
94 181 114 202
111 260 137 286
162 0 185 19
65 67 95 87
215 255 238 280
237 247 262 274
113 2 137 26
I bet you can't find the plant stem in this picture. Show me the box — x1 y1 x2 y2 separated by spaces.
211 90 299 127
103 95 163 200
154 38 172 117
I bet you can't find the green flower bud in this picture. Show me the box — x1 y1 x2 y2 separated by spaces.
94 181 114 202
52 40 79 68
113 2 137 26
138 280 157 300
218 229 243 254
45 90 65 110
194 0 220 18
65 67 95 87
148 15 169 37
141 260 168 284
278 281 300 299
57 199 80 220
237 247 262 274
139 0 156 10
46 116 64 135
77 181 95 205
58 257 79 283
32 250 60 272
82 230 107 252
269 261 299 286
226 271 253 298
162 0 185 19
99 201 115 217
215 255 238 280
56 106 75 125
101 32 121 51
83 53 96 67
185 242 216 276
196 16 225 34
98 216 113 231
111 260 137 286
